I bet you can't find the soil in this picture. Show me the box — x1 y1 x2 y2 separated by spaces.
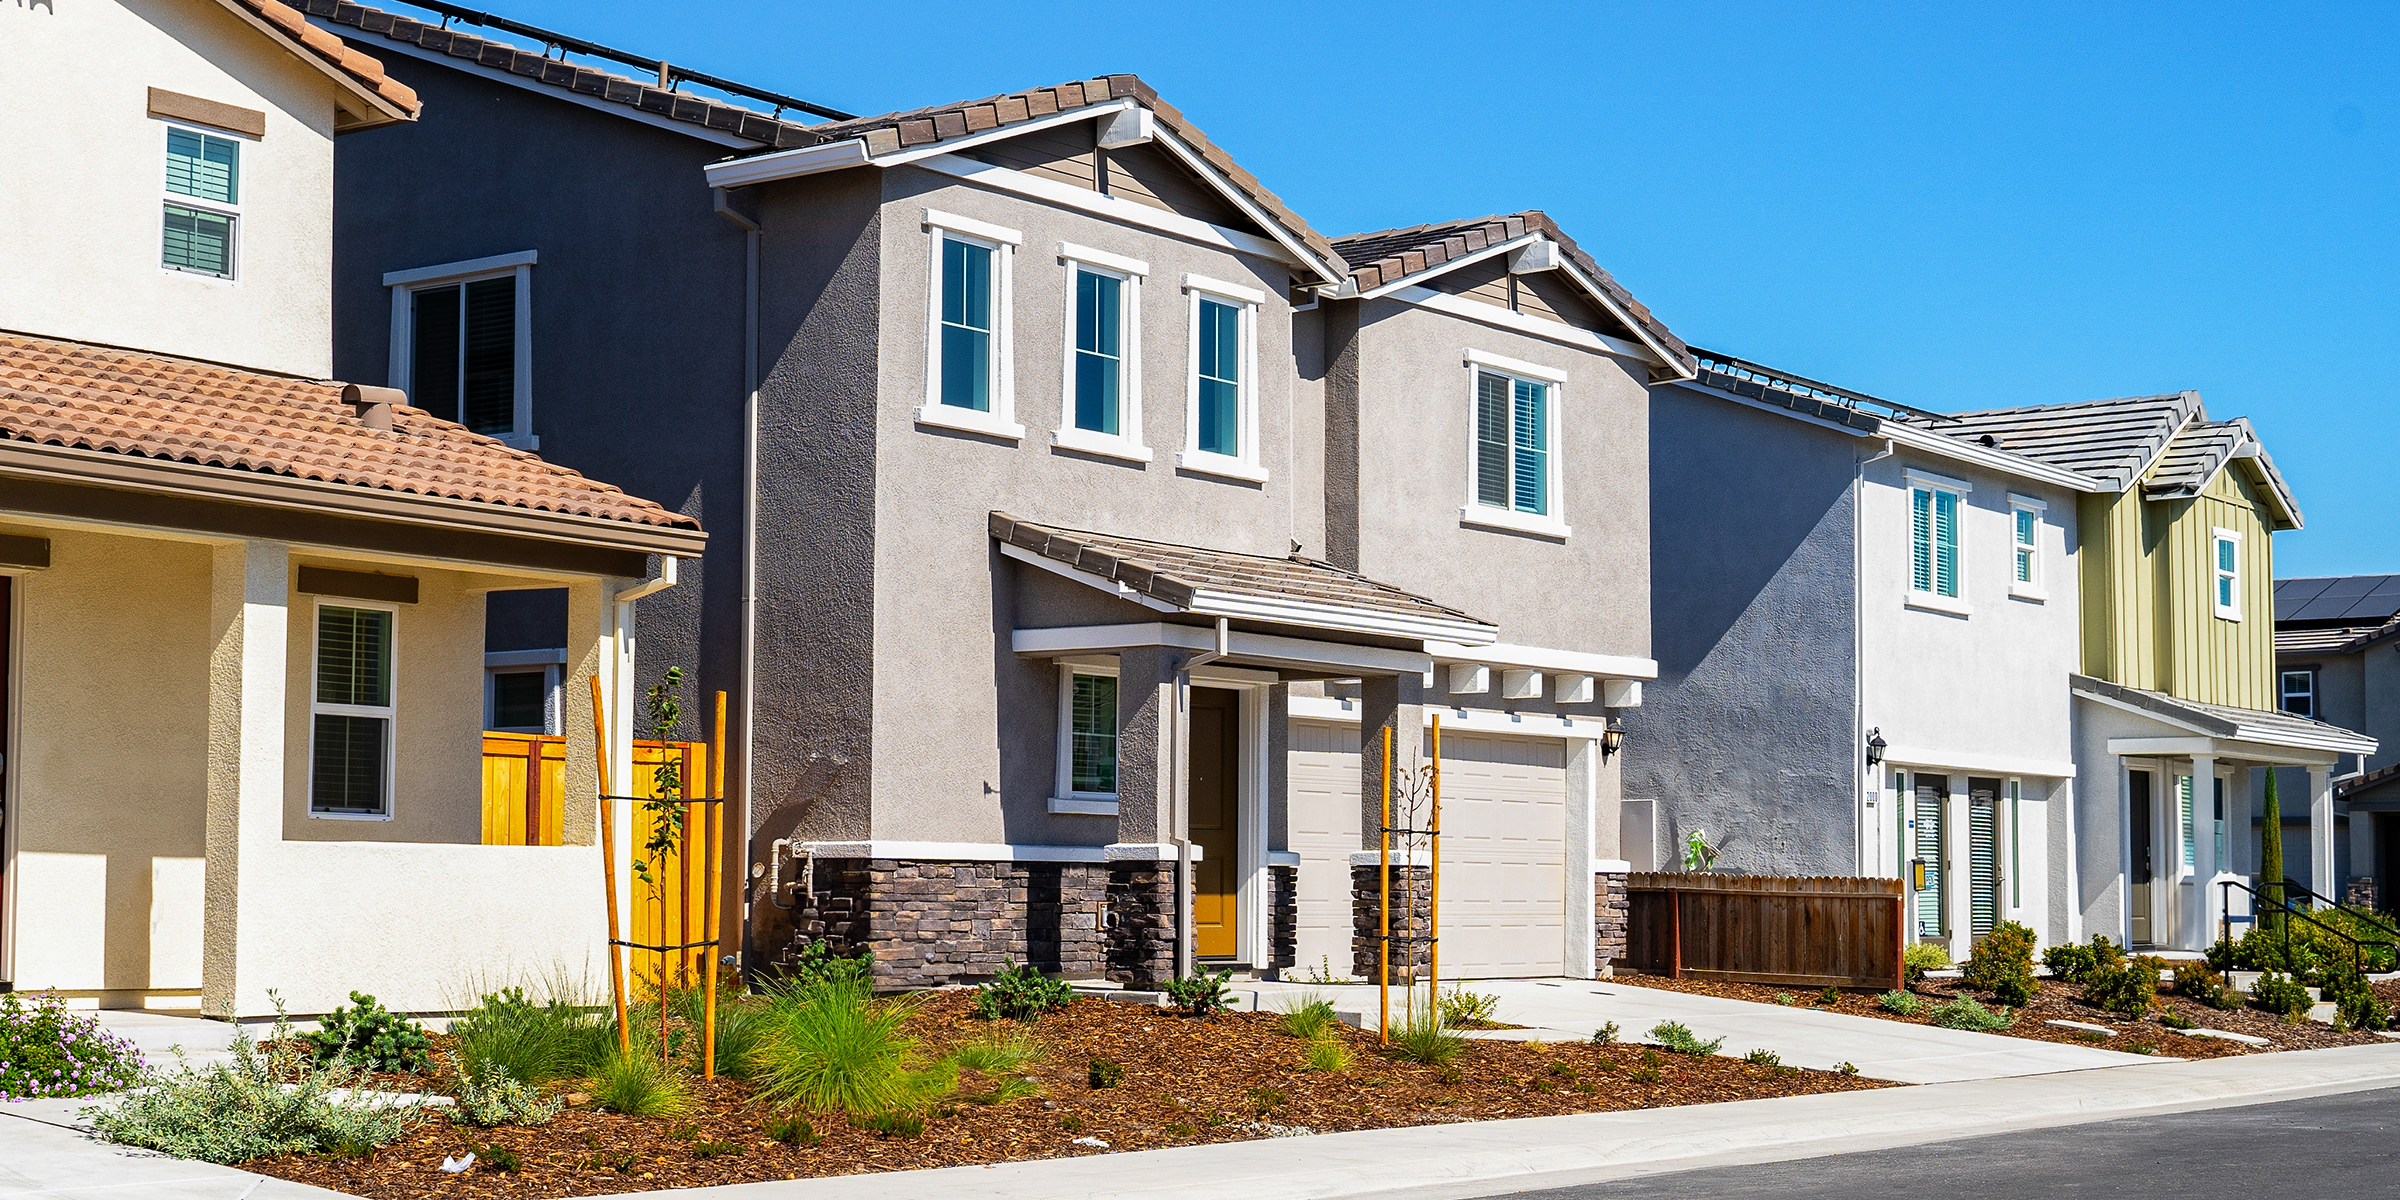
246 990 1883 1198
1609 971 2400 1058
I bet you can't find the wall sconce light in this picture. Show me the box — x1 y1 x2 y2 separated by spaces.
1601 718 1626 762
1866 727 1888 767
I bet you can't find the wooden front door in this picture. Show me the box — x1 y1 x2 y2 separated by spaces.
1188 688 1240 959
2129 770 2155 944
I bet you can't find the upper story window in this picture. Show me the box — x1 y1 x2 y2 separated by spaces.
1176 273 1265 483
1052 243 1149 462
162 125 240 279
2281 669 2316 718
485 649 565 734
1905 469 1970 613
2008 493 2046 600
1458 349 1571 538
2212 527 2242 620
917 210 1023 440
311 602 395 819
383 251 537 448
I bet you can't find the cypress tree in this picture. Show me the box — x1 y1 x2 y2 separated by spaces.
2260 766 2285 932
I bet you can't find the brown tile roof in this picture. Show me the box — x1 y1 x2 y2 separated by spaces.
218 0 420 122
2276 624 2384 656
1329 212 1694 376
990 512 1493 642
0 331 696 540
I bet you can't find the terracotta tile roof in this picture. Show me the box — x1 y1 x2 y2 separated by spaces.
0 331 694 536
219 0 420 121
1329 212 1694 375
990 512 1494 643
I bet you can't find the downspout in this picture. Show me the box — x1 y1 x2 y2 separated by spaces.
1173 617 1231 980
1854 438 1894 878
715 188 763 974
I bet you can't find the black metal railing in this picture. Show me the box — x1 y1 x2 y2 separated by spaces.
2218 876 2400 972
1687 347 1957 425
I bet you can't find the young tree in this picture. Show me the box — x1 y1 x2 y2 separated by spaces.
2259 766 2285 931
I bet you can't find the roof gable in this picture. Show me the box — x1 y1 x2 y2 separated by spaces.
214 0 419 126
1931 392 2200 490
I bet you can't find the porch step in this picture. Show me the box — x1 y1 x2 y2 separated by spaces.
2045 1019 2117 1036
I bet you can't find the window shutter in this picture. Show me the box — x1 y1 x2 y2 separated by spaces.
1934 491 1959 596
1511 378 1547 516
1913 786 1944 935
1475 372 1510 508
2179 775 2195 869
1969 799 1997 936
461 277 516 435
1911 489 1933 592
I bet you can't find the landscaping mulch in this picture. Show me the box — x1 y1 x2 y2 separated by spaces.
1610 971 2400 1057
247 990 1882 1199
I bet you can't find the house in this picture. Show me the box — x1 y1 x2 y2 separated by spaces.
309 3 1692 986
1936 395 2373 950
1623 353 2088 961
2268 575 2400 909
0 0 702 1017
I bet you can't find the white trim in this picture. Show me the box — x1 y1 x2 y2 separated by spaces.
879 99 1135 168
1178 281 1264 483
797 840 1199 864
1390 285 1660 365
381 250 539 289
1462 356 1569 539
915 402 1026 440
1458 505 1572 539
1049 796 1120 816
1288 694 1606 741
910 153 1296 265
1359 233 1541 300
1881 745 2076 779
1905 590 1973 617
702 139 870 185
484 661 562 735
1906 471 1968 608
306 597 398 821
2008 492 2046 601
1055 662 1123 806
1422 641 1657 681
1148 126 1346 284
2212 526 2243 621
918 219 1022 440
1062 243 1150 277
1550 257 1696 380
2074 688 2376 756
1360 232 1692 377
1881 422 2100 492
1904 467 1973 493
1054 253 1146 461
1181 587 1490 643
1014 622 1438 675
2005 492 2049 512
923 208 1023 246
1463 348 1570 384
1051 426 1153 462
1175 452 1269 484
1181 272 1267 306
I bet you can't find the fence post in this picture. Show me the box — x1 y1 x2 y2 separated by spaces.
1668 886 1682 979
1894 890 1906 992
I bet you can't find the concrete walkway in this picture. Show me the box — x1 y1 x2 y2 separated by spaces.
0 1097 348 1199
1242 978 2157 1083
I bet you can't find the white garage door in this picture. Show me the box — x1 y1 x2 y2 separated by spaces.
1287 722 1567 979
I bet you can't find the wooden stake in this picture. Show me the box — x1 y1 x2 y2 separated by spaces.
1379 724 1391 1044
590 675 629 1056
1430 715 1441 1002
704 691 727 1079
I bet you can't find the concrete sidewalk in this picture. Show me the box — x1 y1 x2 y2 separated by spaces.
0 1099 348 1199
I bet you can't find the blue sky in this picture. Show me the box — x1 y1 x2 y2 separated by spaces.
457 0 2394 576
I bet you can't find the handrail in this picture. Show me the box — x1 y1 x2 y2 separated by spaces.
2219 877 2399 972
2272 876 2400 942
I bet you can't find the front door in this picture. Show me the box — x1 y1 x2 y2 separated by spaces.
1187 688 1240 959
2129 770 2155 944
1968 777 2002 941
1913 775 1948 941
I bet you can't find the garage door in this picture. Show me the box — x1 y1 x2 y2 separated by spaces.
1287 722 1567 979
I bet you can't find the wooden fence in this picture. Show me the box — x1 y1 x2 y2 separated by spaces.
480 732 566 846
1623 872 1904 991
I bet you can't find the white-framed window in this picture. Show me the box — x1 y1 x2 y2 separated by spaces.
161 122 242 280
310 600 397 819
1052 243 1148 461
2005 777 2022 908
383 251 537 448
485 649 565 734
1051 664 1120 814
2281 669 2317 718
2212 527 2242 620
1458 349 1571 539
2007 493 2046 600
2177 773 2195 874
1905 469 1970 614
917 209 1023 440
2212 775 2227 873
1176 272 1265 483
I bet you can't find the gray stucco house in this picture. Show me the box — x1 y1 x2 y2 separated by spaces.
2269 575 2400 908
314 3 1696 986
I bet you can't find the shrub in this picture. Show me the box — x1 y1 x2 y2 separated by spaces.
449 987 612 1089
2082 954 2164 1018
783 941 874 992
0 990 145 1099
1276 993 1339 1041
1646 1021 1725 1056
1304 1036 1349 1073
951 1029 1042 1075
589 1046 691 1118
1835 1061 1860 1076
1774 993 1796 1005
1818 986 1843 1006
2221 913 2398 979
88 1002 428 1164
1591 1021 1619 1044
2250 971 2312 1019
300 992 430 1074
2324 966 2387 1031
970 963 1076 1023
2172 963 2238 1012
2159 1012 2195 1030
1931 998 2011 1032
765 1114 822 1147
1164 968 1234 1017
1086 1057 1124 1088
1877 990 1925 1016
1963 922 2039 1007
1743 1048 1783 1068
663 979 773 1081
2044 941 2098 984
1438 986 1501 1027
1387 1010 1467 1067
1903 941 1953 985
856 1110 925 1138
749 982 950 1119
447 1056 563 1128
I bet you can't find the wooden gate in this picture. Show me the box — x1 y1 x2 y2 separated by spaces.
1624 872 1904 990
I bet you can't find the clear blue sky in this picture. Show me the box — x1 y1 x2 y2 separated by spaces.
449 0 2395 577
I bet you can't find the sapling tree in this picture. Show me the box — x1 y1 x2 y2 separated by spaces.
2260 766 2285 933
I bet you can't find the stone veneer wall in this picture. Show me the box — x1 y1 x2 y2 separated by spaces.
1106 861 1178 989
1268 864 1298 972
1351 863 1433 981
1596 869 1629 976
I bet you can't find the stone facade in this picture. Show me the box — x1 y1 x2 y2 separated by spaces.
775 857 1110 990
2348 875 2379 914
1105 861 1178 989
1596 869 1629 976
1351 862 1433 982
1268 864 1299 971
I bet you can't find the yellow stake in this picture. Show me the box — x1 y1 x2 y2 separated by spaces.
704 691 727 1079
1379 724 1392 1044
589 675 629 1056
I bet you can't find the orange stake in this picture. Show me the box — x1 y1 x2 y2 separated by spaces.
590 675 629 1056
1430 715 1442 1001
704 691 727 1079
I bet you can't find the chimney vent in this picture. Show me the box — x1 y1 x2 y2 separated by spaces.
341 384 404 432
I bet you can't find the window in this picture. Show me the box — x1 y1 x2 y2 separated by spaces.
384 251 536 447
1052 665 1120 813
2212 528 2242 620
1906 469 1969 611
2281 669 2316 718
2213 776 2227 873
2006 778 2022 908
1052 244 1148 461
311 604 395 818
2178 774 2195 872
917 210 1022 439
1459 350 1570 537
2007 494 2046 599
162 125 240 278
1176 273 1265 482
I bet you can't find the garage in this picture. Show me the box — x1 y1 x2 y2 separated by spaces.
1288 719 1570 979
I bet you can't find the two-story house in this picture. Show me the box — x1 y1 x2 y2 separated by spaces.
0 0 700 1018
2270 575 2400 910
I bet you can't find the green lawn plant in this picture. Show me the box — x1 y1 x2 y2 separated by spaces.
445 1055 564 1127
664 977 771 1081
748 974 953 1121
1385 996 1467 1066
0 990 145 1099
1305 1036 1350 1072
1276 992 1340 1040
590 1043 691 1117
1930 998 2011 1032
970 963 1077 1022
448 986 613 1088
1646 1021 1725 1056
1164 968 1235 1017
300 992 430 1074
1962 921 2039 1006
952 1028 1042 1074
1903 941 1953 985
1877 990 1926 1016
1590 1021 1620 1044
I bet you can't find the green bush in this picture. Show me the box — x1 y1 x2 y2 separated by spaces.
1877 990 1926 1016
446 1056 563 1128
2172 962 2238 1012
765 1114 822 1146
300 992 429 1074
1438 985 1501 1027
1646 1021 1725 1056
1304 1036 1349 1072
1903 942 1954 985
1818 986 1843 1006
2043 941 2098 984
1742 1048 1783 1068
661 979 774 1081
2160 1012 2196 1030
1276 993 1339 1041
749 980 951 1119
0 990 145 1099
1963 922 2039 1007
1931 998 2012 1031
589 1046 690 1118
2083 955 2163 1017
1086 1057 1124 1088
2250 970 2313 1019
88 1002 428 1164
1591 1021 1619 1044
969 963 1077 1023
1163 968 1234 1017
448 987 612 1089
1386 999 1468 1066
782 941 874 992
2324 966 2386 1031
2219 913 2398 979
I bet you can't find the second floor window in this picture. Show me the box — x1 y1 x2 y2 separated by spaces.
385 251 536 447
1195 297 1241 455
2012 507 2037 583
2281 669 2315 718
1052 245 1148 460
2212 528 2243 619
1910 481 1962 599
940 236 996 411
1475 370 1549 517
1175 274 1264 481
916 211 1021 439
162 125 240 279
1073 267 1123 434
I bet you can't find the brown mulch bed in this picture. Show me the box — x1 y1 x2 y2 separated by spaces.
1611 971 2400 1058
247 991 1883 1199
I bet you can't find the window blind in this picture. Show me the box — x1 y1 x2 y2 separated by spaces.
1475 372 1511 508
165 128 237 205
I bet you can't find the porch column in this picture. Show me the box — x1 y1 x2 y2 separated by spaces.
201 539 290 1018
1357 673 1425 850
1563 736 1599 979
1945 775 1969 960
2190 754 2217 950
2310 766 2335 909
1112 646 1185 846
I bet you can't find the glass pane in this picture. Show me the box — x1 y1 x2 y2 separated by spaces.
2217 538 2236 572
1474 373 1510 507
2016 547 2034 584
1069 674 1118 794
2219 576 2234 608
1198 379 1238 455
1935 491 1959 597
461 277 516 435
493 671 546 729
410 285 462 422
2015 508 2035 547
316 606 392 708
942 238 990 331
311 713 388 814
941 325 990 410
1197 299 1241 455
161 205 233 277
165 128 237 204
1074 271 1119 433
2179 776 2195 868
1512 380 1546 515
1076 270 1118 356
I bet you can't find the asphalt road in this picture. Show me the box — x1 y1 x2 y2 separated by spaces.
1502 1085 2400 1199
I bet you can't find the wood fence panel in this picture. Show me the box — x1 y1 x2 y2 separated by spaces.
1623 873 1904 990
480 733 565 846
628 740 711 993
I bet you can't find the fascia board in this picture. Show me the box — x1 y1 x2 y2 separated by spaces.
2226 722 2377 756
1882 422 2102 492
2108 736 2347 767
998 542 1180 613
1551 259 1696 380
909 153 1295 264
231 4 414 126
1880 745 2077 779
1148 127 1345 285
1390 286 1661 366
702 138 871 187
1185 588 1496 646
1665 378 1880 438
1288 695 1606 742
1355 233 1542 300
1421 640 1658 681
2071 686 2225 737
1011 622 1432 675
872 99 1137 169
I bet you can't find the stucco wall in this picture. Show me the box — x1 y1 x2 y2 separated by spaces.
0 0 339 375
1624 389 1861 874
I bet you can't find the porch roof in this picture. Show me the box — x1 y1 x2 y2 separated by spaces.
991 512 1496 646
2070 674 2378 757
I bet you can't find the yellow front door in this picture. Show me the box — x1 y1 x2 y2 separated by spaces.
1189 688 1239 959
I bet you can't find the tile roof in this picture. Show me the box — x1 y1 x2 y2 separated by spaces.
2276 624 2385 656
1328 213 1694 376
2276 575 2400 626
2339 762 2400 801
989 512 1494 643
220 0 420 122
2071 674 2377 754
1931 393 2201 490
0 331 697 540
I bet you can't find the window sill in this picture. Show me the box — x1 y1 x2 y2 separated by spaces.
1905 590 1972 617
495 432 540 452
1458 505 1571 540
1052 426 1153 463
2009 582 2048 603
1174 450 1268 484
2214 610 2243 623
1049 795 1120 816
309 810 394 822
915 402 1025 441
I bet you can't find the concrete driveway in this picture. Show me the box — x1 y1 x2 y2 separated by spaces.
1244 978 2159 1084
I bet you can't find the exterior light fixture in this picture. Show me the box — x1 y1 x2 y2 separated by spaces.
1866 727 1888 767
1600 719 1626 762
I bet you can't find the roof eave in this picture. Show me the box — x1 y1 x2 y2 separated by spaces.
213 0 418 127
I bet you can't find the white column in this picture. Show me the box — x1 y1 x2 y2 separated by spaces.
2310 765 2336 909
2189 755 2217 950
1947 775 1971 959
1563 736 1598 980
2353 803 2378 908
202 540 289 1018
